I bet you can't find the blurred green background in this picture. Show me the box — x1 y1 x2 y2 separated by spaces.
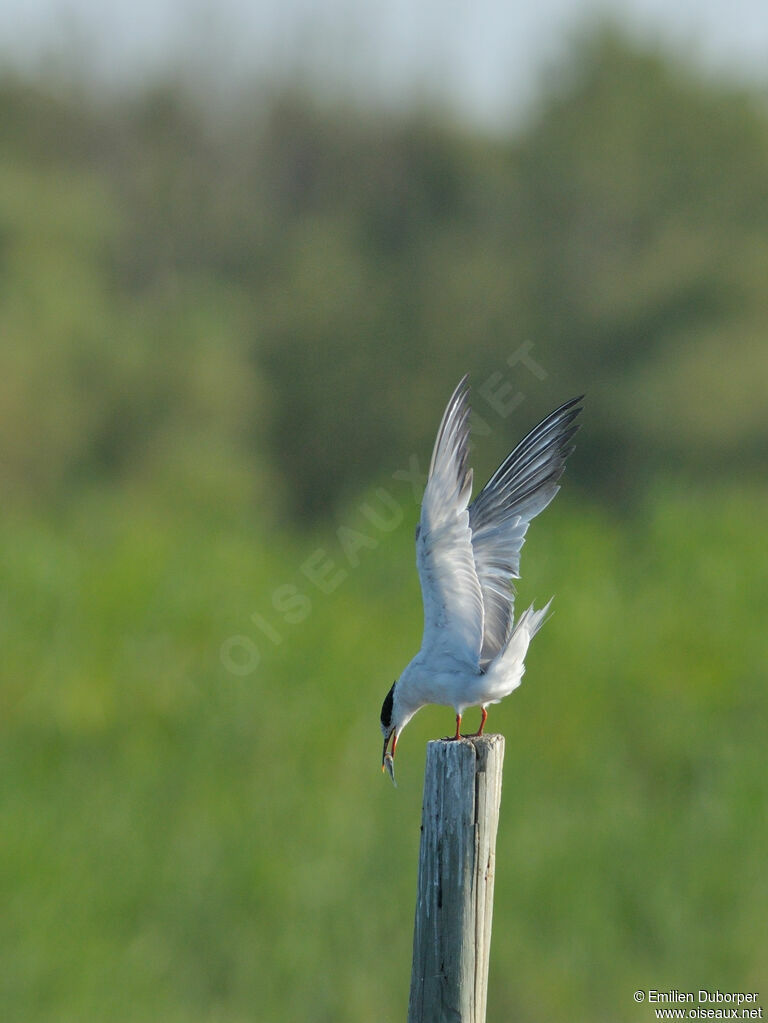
1 14 767 1023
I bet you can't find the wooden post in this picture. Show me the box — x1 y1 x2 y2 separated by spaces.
408 734 505 1023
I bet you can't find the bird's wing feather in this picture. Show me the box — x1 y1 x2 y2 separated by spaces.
416 375 484 666
469 396 582 668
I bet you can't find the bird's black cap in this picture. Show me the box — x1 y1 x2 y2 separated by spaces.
380 682 396 729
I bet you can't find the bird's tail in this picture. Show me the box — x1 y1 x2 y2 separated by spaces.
483 599 553 698
510 598 553 645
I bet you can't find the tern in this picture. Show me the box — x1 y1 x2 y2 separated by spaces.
380 376 582 784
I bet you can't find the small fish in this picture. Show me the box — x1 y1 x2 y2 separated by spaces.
383 752 397 787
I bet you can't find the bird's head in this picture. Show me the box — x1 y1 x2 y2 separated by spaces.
380 679 419 786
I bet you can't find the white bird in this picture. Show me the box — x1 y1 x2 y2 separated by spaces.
381 376 582 784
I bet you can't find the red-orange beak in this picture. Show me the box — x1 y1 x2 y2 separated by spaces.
382 729 398 784
381 728 397 768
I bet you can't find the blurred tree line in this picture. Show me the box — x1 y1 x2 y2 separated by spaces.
1 26 767 522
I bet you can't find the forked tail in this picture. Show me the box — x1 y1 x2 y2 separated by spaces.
483 598 554 700
509 598 553 647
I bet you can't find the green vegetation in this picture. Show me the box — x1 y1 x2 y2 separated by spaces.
1 24 766 1023
2 29 768 519
1 486 766 1022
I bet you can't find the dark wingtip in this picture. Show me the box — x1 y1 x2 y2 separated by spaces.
551 394 584 416
450 374 470 404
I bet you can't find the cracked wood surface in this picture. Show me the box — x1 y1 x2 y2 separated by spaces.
408 734 505 1023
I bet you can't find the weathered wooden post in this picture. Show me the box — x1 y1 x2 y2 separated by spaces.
408 734 505 1023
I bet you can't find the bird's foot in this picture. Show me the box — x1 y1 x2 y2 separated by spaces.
443 714 463 742
463 708 488 738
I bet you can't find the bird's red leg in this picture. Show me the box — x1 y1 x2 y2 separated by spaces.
452 713 462 740
462 707 488 739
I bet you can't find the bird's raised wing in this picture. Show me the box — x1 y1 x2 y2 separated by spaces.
416 376 484 666
469 396 582 668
